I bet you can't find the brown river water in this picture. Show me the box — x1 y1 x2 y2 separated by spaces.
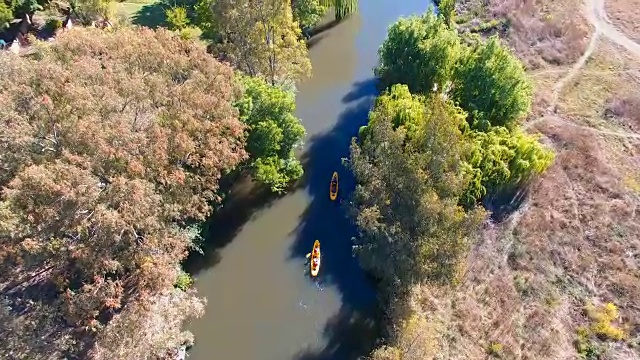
186 1 430 359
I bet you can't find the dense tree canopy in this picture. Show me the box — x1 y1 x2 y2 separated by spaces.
375 10 533 129
461 127 555 206
351 85 484 290
375 10 463 95
355 10 554 359
0 27 246 358
359 85 471 197
235 75 306 192
208 0 312 85
351 9 553 297
453 36 533 129
358 85 554 209
292 0 326 28
370 9 550 209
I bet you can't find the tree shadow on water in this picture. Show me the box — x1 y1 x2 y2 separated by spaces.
289 78 380 359
307 17 342 38
293 304 381 360
306 33 328 49
341 78 379 104
183 177 282 275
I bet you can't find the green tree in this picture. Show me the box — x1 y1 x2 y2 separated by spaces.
69 0 112 25
349 120 484 290
350 84 483 290
209 0 312 85
10 0 43 25
0 2 12 29
460 127 555 206
320 0 357 21
194 0 217 38
166 6 189 30
235 75 306 192
360 85 471 199
439 0 455 28
375 9 463 94
453 36 533 129
292 0 327 29
0 27 246 359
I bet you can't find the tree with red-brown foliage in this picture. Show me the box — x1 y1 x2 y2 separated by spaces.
0 26 247 359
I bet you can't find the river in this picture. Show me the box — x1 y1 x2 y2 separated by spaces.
186 1 430 359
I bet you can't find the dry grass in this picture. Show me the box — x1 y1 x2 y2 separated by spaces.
456 0 591 69
606 0 640 43
555 42 640 125
428 118 640 359
606 95 640 132
391 0 640 359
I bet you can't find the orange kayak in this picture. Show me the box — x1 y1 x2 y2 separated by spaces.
310 240 321 277
329 172 339 201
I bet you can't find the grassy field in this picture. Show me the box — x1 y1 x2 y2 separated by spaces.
112 0 204 42
112 0 166 28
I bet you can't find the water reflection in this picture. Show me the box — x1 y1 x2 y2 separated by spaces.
300 13 362 93
188 1 431 359
288 79 380 359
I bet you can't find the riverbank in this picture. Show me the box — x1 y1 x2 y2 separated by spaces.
370 0 640 358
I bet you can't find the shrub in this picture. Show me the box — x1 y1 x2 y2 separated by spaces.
585 302 625 341
174 271 194 291
45 18 63 33
576 326 601 360
70 0 113 25
179 26 201 40
487 342 503 357
166 6 189 30
573 302 625 359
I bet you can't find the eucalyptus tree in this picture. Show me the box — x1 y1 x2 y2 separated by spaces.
209 0 312 85
0 27 246 359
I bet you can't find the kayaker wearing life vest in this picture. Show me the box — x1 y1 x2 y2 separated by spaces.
305 247 319 263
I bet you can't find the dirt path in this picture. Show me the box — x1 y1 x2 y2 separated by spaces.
529 0 640 137
525 115 640 139
586 0 640 57
549 29 600 107
548 0 640 110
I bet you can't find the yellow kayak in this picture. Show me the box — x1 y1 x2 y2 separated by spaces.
329 171 339 201
310 240 321 277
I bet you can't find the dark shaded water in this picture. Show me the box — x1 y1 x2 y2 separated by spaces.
187 1 430 359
